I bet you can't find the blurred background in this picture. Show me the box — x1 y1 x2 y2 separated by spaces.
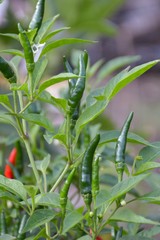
0 0 160 142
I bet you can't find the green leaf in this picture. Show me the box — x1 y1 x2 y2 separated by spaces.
35 15 60 43
100 130 152 146
137 142 160 168
38 72 79 93
88 59 104 79
75 60 159 140
96 174 148 208
62 210 84 234
0 33 19 41
32 56 48 91
0 189 20 204
135 162 160 175
0 95 13 110
41 27 70 43
97 55 141 81
0 175 27 200
77 236 92 240
138 226 160 238
40 38 94 56
120 236 152 240
75 97 108 142
110 208 160 225
0 49 24 57
35 192 72 209
19 113 54 132
26 29 38 42
104 60 159 101
38 91 67 114
33 154 50 173
0 235 16 240
22 209 56 233
138 190 160 204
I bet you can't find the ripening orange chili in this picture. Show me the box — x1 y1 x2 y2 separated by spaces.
4 148 17 179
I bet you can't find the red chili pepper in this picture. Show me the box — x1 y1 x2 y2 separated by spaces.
96 237 102 240
4 148 17 179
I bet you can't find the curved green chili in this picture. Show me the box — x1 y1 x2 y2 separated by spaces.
29 0 45 34
115 112 134 180
68 51 88 116
60 168 76 219
0 56 16 83
92 154 101 198
80 134 100 208
18 23 35 72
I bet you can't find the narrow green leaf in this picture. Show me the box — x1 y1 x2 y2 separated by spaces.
138 190 160 204
38 72 79 93
35 192 72 209
138 226 160 237
75 97 108 141
0 235 16 240
0 33 19 41
22 209 56 233
138 142 160 167
96 174 148 208
0 175 27 200
33 154 50 173
62 210 84 234
110 208 160 225
40 38 94 56
0 189 20 204
100 130 152 146
0 95 13 110
41 27 70 43
104 60 159 101
135 162 160 175
120 236 152 240
35 15 60 43
0 49 24 57
19 113 54 132
32 56 48 91
97 55 141 81
77 236 92 240
38 91 67 114
75 60 159 140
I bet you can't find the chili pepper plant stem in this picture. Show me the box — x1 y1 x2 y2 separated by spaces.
49 162 70 192
23 138 44 194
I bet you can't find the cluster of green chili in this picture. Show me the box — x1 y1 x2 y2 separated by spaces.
80 134 100 209
64 51 88 129
115 112 134 181
0 56 17 83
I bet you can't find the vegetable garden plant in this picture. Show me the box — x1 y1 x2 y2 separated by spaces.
1 0 160 239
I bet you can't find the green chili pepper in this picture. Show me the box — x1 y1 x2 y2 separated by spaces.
0 210 6 235
18 23 35 72
29 0 45 34
115 112 134 181
80 134 100 208
92 154 101 198
17 213 28 240
0 56 17 83
60 168 76 219
68 51 88 116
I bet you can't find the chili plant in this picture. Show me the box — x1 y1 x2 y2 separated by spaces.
0 1 160 240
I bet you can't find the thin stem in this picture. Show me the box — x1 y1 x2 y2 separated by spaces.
49 162 70 192
23 138 44 194
19 100 32 114
17 90 27 134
